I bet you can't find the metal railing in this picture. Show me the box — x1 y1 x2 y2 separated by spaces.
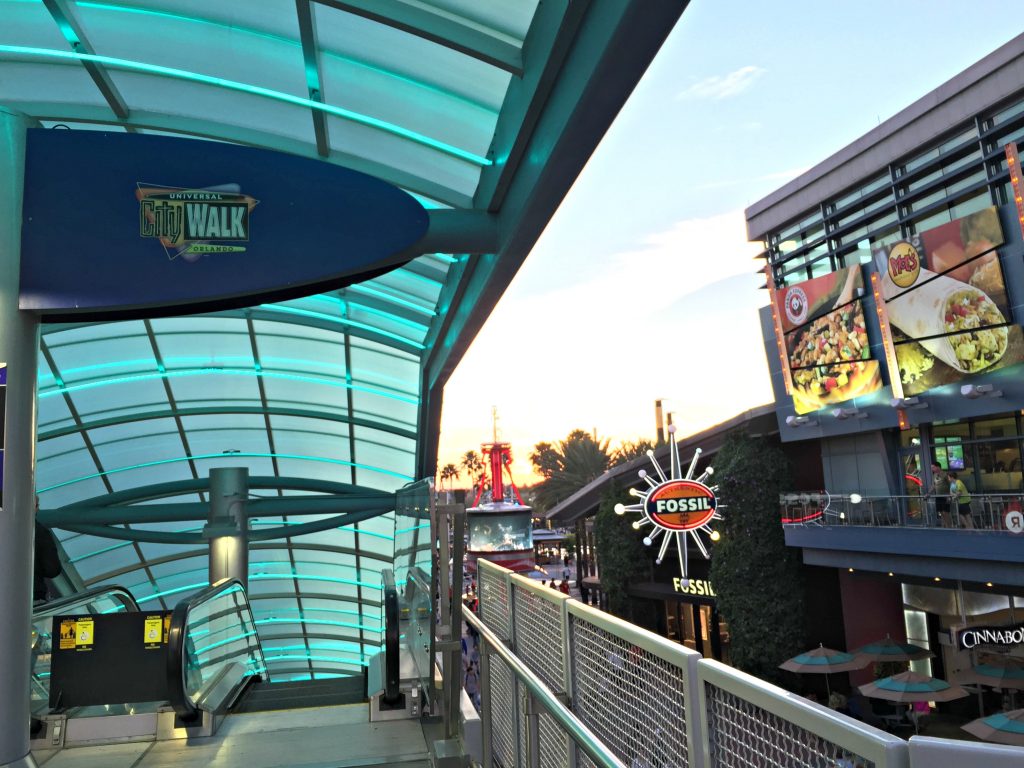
699 659 906 768
465 605 627 768
780 492 1024 531
473 560 916 768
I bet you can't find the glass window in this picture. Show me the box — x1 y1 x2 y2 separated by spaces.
989 98 1024 127
975 416 1019 440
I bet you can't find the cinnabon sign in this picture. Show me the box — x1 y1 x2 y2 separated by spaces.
644 480 717 531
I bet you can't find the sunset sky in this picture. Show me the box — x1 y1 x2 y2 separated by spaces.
436 1 1022 487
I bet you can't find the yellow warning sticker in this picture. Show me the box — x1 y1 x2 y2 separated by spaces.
163 613 171 643
144 616 163 649
75 618 94 650
59 619 76 650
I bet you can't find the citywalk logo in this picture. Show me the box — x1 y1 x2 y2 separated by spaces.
137 183 259 262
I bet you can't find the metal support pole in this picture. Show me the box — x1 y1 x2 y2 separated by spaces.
0 108 39 768
447 506 465 740
525 692 541 768
479 638 493 768
206 467 249 589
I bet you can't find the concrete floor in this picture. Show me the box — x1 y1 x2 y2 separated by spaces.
32 703 431 768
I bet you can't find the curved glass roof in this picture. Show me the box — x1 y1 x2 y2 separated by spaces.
38 258 448 679
4 0 688 680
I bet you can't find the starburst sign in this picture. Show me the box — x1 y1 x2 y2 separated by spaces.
615 425 724 584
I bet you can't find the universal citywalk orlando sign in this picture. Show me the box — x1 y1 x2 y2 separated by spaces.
19 130 429 319
957 622 1024 650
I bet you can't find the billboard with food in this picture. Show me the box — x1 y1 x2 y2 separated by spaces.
873 206 1024 396
772 265 883 414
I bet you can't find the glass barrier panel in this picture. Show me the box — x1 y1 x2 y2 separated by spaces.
182 583 264 711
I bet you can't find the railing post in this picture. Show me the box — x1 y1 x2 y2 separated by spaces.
480 638 493 768
525 692 541 768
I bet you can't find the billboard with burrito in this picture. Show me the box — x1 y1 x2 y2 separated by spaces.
872 206 1024 397
772 265 883 414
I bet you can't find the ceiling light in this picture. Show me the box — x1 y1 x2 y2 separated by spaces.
786 415 817 427
890 396 928 410
961 383 1002 399
987 582 994 587
934 577 941 582
848 568 854 573
888 572 894 577
832 406 868 420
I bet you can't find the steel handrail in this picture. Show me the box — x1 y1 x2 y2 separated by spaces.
33 584 139 620
464 607 627 768
166 578 267 720
381 569 400 704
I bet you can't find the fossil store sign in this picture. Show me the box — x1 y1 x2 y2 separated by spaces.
672 577 715 598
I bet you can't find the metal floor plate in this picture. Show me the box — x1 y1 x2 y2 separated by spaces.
32 703 432 768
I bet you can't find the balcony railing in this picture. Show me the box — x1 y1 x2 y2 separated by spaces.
780 492 1024 532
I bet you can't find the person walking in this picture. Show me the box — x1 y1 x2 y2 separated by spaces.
948 471 974 529
464 663 480 709
930 462 951 527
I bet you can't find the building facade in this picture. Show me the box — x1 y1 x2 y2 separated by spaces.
747 32 1024 700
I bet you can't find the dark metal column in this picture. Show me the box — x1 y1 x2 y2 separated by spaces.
206 468 250 589
0 107 39 768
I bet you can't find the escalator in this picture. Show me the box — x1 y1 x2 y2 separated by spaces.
30 584 141 718
31 577 383 746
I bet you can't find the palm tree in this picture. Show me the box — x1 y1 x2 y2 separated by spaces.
461 450 485 492
530 429 612 511
439 463 460 494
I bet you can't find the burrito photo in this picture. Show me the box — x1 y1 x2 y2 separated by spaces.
886 268 1008 374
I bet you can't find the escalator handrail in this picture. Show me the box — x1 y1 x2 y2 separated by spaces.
381 569 400 704
33 584 140 621
166 578 268 721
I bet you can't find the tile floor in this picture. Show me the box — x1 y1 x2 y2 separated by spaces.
32 703 431 768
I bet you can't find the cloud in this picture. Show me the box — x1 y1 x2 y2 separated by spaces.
677 66 766 101
436 211 771 480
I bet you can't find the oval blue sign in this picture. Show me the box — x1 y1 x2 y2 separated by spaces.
19 130 429 318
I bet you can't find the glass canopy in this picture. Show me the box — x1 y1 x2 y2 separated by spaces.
3 0 688 680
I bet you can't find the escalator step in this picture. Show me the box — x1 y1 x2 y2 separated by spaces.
233 675 367 713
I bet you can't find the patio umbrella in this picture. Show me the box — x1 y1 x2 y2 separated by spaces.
962 658 1024 690
853 635 933 662
779 644 870 697
859 671 968 734
962 708 1024 746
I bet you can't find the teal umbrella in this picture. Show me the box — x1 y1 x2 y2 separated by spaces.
853 636 933 662
963 658 1024 690
859 671 967 703
962 708 1024 746
779 645 870 697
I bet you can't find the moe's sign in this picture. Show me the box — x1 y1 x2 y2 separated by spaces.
957 622 1024 650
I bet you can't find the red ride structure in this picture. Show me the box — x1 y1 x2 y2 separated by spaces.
465 439 534 573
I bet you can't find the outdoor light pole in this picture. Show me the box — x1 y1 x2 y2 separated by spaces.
0 107 40 768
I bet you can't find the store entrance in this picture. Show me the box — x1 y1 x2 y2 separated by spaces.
664 600 729 662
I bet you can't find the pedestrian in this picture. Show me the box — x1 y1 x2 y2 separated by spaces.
559 580 570 595
930 462 951 527
464 663 480 709
948 471 974 529
34 499 62 603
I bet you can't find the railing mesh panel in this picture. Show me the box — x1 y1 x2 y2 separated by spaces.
570 613 689 768
490 654 519 768
511 586 566 693
480 566 511 641
704 683 875 768
538 711 571 768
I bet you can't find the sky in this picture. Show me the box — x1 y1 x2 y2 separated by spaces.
436 1 1023 487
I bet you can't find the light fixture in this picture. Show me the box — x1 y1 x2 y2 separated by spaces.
888 572 894 577
832 406 868 420
850 493 862 504
709 530 721 542
890 396 928 410
848 568 855 573
786 415 818 427
934 577 941 582
961 383 1002 400
987 582 994 587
